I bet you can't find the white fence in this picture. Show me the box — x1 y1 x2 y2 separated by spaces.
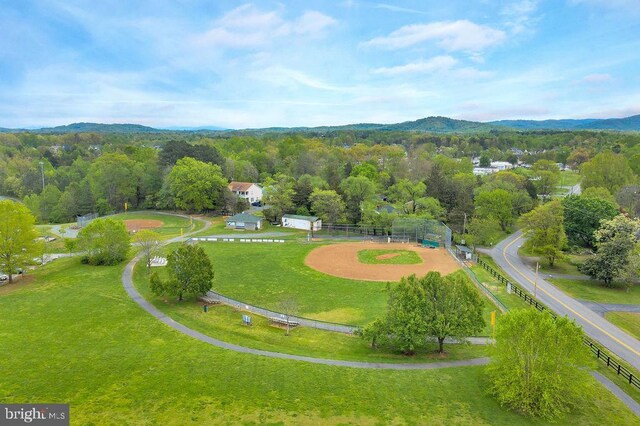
188 237 286 243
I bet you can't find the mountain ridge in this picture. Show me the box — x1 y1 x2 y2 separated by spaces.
1 114 639 134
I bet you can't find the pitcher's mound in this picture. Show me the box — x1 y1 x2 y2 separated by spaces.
305 242 460 282
125 219 163 232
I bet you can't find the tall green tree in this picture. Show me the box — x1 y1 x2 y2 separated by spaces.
531 160 560 200
309 189 346 224
475 189 513 231
362 272 484 355
519 200 567 267
262 173 295 222
581 151 635 194
151 243 214 301
387 179 426 214
562 195 618 248
0 200 39 283
340 176 376 223
88 153 139 212
167 157 227 213
487 309 593 419
579 215 640 286
77 218 130 265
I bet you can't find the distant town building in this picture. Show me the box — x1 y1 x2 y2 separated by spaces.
228 182 263 204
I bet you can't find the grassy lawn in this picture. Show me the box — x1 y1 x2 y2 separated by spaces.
190 217 302 239
357 249 422 265
184 241 498 333
0 257 637 424
135 263 488 363
109 211 203 238
549 278 640 305
605 312 640 340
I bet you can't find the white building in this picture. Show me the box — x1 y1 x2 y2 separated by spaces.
228 182 263 204
281 214 322 231
490 161 514 171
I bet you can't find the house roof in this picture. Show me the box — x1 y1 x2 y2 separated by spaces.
226 213 263 223
228 182 259 192
455 245 473 253
282 214 320 222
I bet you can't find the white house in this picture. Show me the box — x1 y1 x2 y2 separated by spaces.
281 214 322 231
228 182 263 203
490 161 514 171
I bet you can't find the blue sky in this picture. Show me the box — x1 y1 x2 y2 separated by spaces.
1 0 639 128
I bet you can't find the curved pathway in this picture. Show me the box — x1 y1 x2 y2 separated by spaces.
121 214 489 370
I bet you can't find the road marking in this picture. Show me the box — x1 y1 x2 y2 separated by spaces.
502 235 640 357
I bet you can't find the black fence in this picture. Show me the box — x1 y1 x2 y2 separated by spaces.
476 257 640 391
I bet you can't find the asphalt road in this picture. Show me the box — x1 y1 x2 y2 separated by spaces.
487 230 640 371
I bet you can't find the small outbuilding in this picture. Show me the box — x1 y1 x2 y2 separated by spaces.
225 213 264 230
281 214 322 231
455 244 474 260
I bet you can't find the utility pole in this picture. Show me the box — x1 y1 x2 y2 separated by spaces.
462 212 467 244
39 161 45 191
534 262 539 298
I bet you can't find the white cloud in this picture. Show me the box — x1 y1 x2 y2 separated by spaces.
582 73 612 83
362 20 506 52
374 4 427 15
193 5 336 49
252 66 351 92
372 56 458 75
501 0 539 34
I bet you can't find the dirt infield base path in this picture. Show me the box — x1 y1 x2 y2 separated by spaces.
124 219 163 232
305 242 460 281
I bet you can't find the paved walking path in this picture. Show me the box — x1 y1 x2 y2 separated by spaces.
590 372 640 416
580 301 640 316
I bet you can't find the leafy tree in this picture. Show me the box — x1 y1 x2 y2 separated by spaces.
487 309 593 419
519 200 567 267
150 243 214 301
414 197 446 220
88 153 139 212
309 189 346 224
479 153 491 167
363 272 484 355
581 186 617 205
475 189 513 231
350 162 379 181
581 151 635 194
0 200 39 282
77 218 130 265
133 229 162 271
167 157 227 213
566 147 592 169
387 179 426 214
159 140 223 167
579 215 640 286
340 176 376 223
562 195 618 248
423 272 485 353
262 173 295 222
531 160 560 200
616 185 640 218
468 218 503 246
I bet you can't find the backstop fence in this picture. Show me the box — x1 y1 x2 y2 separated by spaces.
76 212 98 228
391 218 452 248
313 223 390 241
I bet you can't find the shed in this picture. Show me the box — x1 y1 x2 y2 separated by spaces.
226 213 263 230
455 244 473 260
281 214 322 231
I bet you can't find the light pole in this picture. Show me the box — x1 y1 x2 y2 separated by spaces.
39 161 45 191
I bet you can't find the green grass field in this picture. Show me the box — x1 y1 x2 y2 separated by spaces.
135 263 488 363
184 241 497 334
1 257 637 424
605 312 640 340
549 278 640 305
109 211 203 238
357 249 422 265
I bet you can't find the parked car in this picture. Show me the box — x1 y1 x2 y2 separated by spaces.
0 273 8 281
